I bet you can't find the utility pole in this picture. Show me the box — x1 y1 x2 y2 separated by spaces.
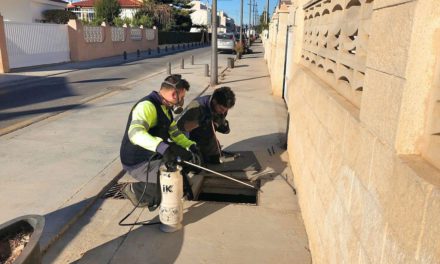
240 0 243 45
211 0 218 85
248 0 251 44
254 2 258 28
266 0 269 24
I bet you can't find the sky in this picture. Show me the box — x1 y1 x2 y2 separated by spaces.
69 0 280 25
214 0 279 24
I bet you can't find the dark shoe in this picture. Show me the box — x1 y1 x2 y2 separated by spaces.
121 182 149 207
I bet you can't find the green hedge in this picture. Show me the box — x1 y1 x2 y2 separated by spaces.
158 31 208 45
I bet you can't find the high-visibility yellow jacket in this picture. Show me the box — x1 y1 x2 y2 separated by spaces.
120 91 194 166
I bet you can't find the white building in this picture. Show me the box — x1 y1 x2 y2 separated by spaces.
67 0 142 21
0 0 67 23
189 0 210 32
218 10 235 33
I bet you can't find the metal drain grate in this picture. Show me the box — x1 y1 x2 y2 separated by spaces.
196 177 260 205
197 192 257 204
102 182 128 199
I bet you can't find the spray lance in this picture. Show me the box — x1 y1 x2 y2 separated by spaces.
159 157 260 233
119 156 260 233
176 157 260 191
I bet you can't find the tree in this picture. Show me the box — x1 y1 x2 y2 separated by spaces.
257 11 269 33
169 9 192 31
94 0 121 25
43 10 77 24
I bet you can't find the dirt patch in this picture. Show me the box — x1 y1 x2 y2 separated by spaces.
0 222 33 264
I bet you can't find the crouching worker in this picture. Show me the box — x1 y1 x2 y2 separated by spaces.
177 86 236 164
119 74 200 208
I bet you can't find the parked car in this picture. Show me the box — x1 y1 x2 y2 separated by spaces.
217 33 236 53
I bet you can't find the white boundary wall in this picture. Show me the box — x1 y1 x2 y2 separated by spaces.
4 22 70 69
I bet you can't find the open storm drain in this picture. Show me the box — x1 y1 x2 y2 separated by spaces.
102 182 128 199
196 177 260 205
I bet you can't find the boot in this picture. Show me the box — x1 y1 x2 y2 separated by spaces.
121 182 158 208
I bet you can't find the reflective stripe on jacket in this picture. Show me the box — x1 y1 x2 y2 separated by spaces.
120 91 194 166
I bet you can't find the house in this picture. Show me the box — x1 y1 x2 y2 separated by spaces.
189 0 211 32
218 10 234 33
67 0 142 21
0 0 68 23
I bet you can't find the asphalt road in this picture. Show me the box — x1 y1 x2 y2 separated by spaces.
0 47 232 132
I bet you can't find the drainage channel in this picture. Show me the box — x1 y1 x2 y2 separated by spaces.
102 177 260 205
195 176 260 205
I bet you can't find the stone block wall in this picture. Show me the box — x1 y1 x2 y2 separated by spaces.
266 0 440 263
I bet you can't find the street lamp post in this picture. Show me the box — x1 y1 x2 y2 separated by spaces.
248 0 251 46
240 0 243 45
211 0 218 86
266 0 270 24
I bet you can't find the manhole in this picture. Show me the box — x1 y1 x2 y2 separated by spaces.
196 177 259 205
102 182 128 199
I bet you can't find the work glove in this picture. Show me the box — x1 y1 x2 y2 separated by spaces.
189 144 203 170
161 143 192 170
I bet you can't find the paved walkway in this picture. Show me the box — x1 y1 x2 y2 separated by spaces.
0 41 311 263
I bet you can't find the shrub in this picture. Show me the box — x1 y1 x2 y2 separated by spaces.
133 15 153 28
43 9 77 24
113 17 124 27
234 42 244 54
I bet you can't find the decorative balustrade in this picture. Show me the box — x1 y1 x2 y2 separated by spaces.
302 0 374 108
130 28 142 40
83 26 103 43
111 27 125 42
145 29 155 40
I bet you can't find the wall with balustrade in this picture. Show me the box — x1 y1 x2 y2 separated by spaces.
265 0 440 263
68 19 158 62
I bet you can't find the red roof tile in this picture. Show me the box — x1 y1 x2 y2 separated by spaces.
70 0 142 8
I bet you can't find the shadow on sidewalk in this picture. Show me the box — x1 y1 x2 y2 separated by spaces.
0 104 87 121
42 133 288 263
70 78 126 84
0 76 76 112
219 75 270 85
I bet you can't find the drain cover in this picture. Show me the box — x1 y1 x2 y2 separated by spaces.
197 192 257 204
197 177 259 205
102 182 128 199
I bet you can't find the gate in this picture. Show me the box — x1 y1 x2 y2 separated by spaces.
4 22 70 69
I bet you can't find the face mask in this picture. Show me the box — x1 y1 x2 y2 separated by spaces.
172 97 184 114
171 88 184 114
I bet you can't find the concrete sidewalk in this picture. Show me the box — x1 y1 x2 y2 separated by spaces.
41 42 311 263
0 44 221 251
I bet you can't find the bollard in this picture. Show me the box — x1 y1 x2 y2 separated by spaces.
165 46 168 52
167 62 171 75
177 44 180 49
157 46 160 54
123 51 127 60
227 57 234 68
171 45 175 51
204 64 209 77
180 57 184 69
191 55 194 65
148 48 151 55
137 49 140 58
